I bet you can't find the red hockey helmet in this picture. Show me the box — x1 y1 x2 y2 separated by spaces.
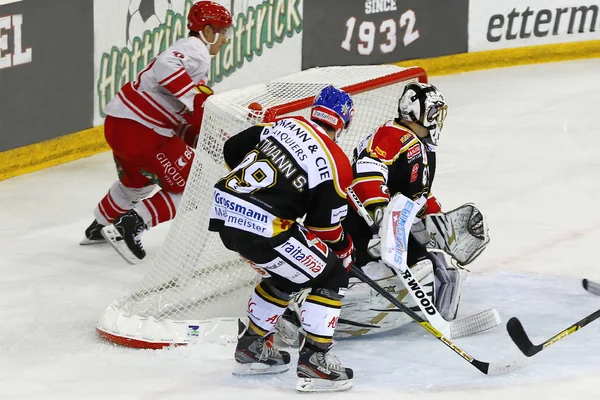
187 1 233 33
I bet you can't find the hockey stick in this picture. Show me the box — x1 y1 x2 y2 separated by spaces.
350 264 522 375
582 278 600 296
507 279 600 357
346 188 500 339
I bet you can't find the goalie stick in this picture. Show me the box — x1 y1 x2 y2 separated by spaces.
346 187 500 339
346 188 525 375
350 264 523 375
507 278 600 357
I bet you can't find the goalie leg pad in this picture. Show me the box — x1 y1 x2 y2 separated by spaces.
430 251 468 320
274 290 308 348
446 265 468 321
334 260 434 338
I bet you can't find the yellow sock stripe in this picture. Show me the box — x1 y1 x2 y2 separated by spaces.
304 294 342 309
255 283 290 308
306 332 333 344
248 320 268 336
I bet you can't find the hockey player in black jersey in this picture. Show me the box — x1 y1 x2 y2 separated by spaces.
209 86 356 392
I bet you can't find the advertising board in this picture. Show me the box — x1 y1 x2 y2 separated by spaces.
469 0 600 51
302 0 468 69
0 0 94 151
93 0 303 126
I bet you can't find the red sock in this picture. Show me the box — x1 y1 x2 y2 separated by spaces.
137 191 181 227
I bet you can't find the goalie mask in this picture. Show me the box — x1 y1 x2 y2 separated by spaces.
398 83 447 146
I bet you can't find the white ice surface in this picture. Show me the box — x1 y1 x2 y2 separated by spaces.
2 59 600 399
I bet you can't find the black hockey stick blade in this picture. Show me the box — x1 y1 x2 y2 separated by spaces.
507 308 600 357
506 317 538 357
582 278 600 296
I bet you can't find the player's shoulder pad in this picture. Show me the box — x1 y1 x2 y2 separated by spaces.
368 120 419 164
174 37 210 62
297 116 353 197
321 137 353 197
395 124 425 163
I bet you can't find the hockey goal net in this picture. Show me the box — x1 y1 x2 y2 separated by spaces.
97 65 427 348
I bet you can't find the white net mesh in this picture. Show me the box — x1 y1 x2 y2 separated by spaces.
97 65 427 346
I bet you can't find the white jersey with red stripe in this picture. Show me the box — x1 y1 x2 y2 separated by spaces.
103 37 211 137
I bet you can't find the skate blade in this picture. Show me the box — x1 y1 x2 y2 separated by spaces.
232 362 289 376
100 226 139 265
296 377 353 393
79 237 107 246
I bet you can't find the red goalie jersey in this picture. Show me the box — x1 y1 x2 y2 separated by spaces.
343 119 438 266
349 119 436 215
104 37 213 146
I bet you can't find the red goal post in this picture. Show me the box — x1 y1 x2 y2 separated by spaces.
266 67 427 120
96 65 427 349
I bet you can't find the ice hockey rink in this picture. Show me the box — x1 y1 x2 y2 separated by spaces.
2 58 600 399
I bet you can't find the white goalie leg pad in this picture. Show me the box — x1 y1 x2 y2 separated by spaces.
274 289 309 348
446 265 468 321
274 316 301 348
430 251 468 320
334 260 434 338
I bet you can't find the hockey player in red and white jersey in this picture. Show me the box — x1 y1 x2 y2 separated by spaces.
80 2 232 264
209 86 355 392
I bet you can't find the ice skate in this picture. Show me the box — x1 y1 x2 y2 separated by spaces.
296 334 353 393
101 210 146 264
80 220 106 245
233 319 291 376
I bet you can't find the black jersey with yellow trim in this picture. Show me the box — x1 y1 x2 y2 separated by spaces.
211 116 353 248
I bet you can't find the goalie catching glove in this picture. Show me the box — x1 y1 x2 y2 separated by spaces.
368 200 490 266
414 203 490 266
